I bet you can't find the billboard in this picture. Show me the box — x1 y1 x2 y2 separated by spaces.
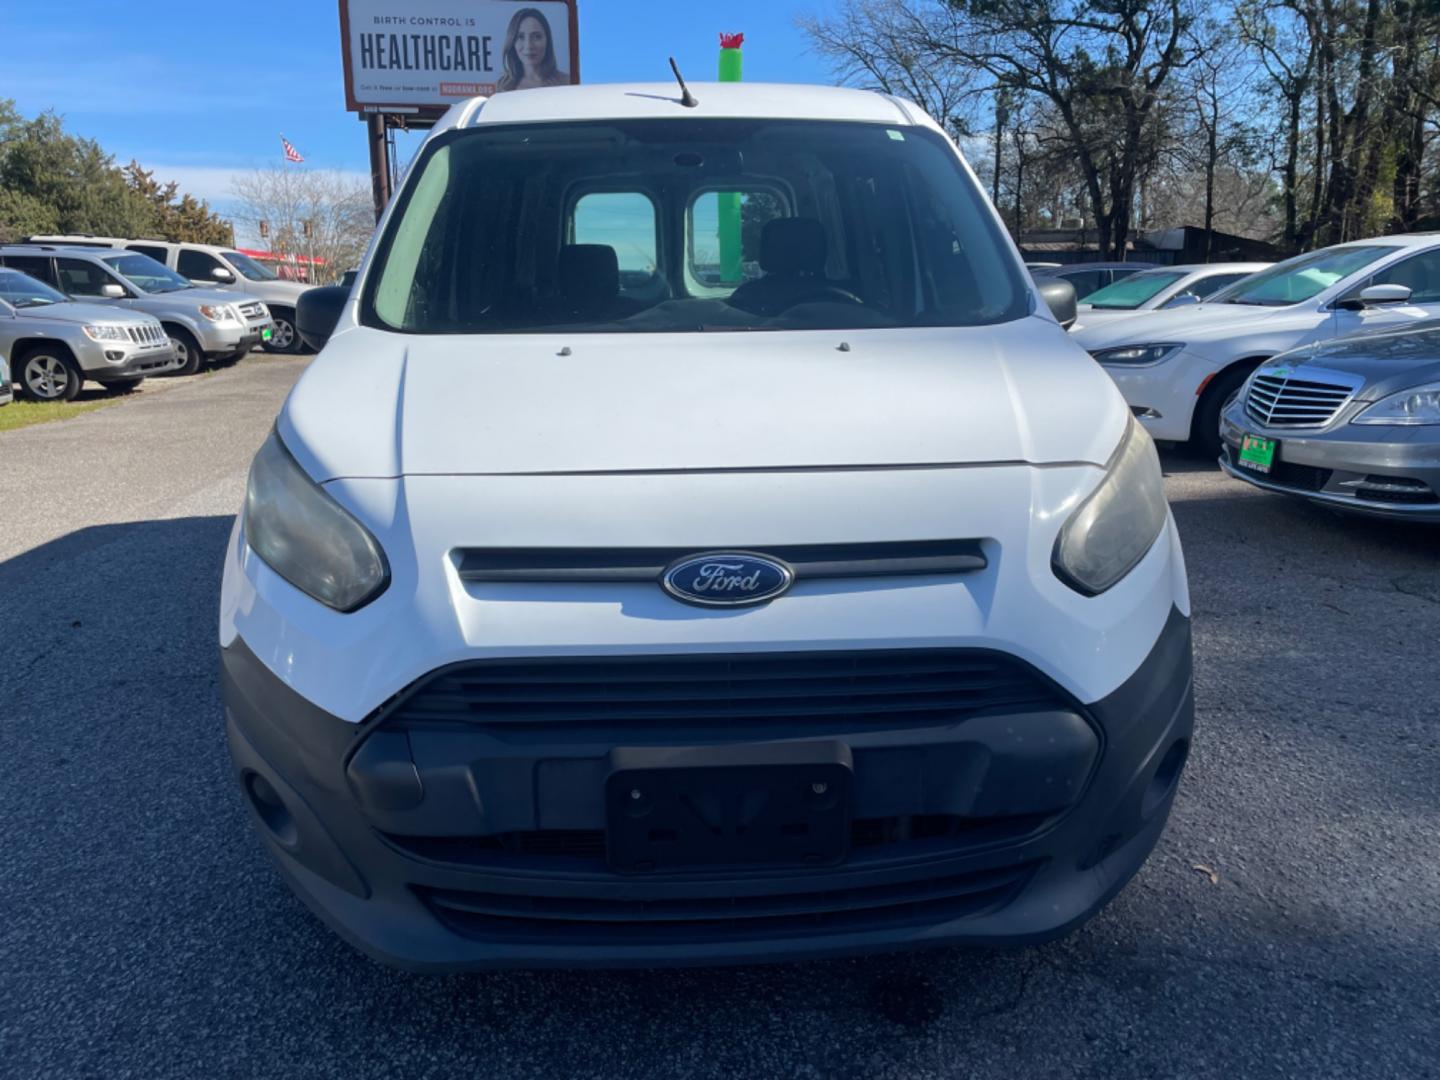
339 1 580 114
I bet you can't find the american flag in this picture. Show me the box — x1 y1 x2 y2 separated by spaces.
280 135 304 164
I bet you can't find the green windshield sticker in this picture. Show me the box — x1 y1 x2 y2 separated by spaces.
887 129 905 141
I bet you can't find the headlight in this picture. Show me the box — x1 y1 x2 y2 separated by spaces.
1352 382 1440 426
1088 343 1185 366
243 431 389 611
199 304 237 322
1053 417 1169 595
82 324 129 342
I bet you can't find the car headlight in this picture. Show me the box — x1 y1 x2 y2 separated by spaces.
82 324 129 342
1088 343 1185 366
199 304 237 322
243 431 390 612
1351 382 1440 426
1053 417 1169 595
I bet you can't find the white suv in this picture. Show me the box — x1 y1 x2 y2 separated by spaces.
27 236 312 354
1073 236 1440 454
220 82 1193 971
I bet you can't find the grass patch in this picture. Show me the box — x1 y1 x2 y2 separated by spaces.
0 396 121 433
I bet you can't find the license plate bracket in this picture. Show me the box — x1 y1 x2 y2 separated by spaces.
605 742 852 872
1237 433 1277 474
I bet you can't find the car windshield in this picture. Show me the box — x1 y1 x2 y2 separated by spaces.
1084 270 1187 310
223 250 279 281
1210 246 1395 307
363 118 1031 334
101 253 194 293
0 268 67 307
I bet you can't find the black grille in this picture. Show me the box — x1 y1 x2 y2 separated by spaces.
383 650 1069 732
456 540 987 583
416 861 1037 945
386 813 1054 867
1229 446 1332 493
1352 476 1437 505
1268 459 1332 492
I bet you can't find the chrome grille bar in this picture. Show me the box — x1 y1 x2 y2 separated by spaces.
1243 366 1363 430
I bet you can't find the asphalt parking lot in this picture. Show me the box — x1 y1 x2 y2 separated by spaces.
1 357 1436 1080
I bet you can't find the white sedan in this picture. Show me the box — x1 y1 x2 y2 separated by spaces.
1072 236 1440 454
1070 263 1270 333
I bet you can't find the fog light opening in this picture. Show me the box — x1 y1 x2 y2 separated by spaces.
1142 739 1189 821
244 770 299 848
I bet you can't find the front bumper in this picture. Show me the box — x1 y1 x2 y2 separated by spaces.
222 607 1193 971
0 377 11 405
1097 349 1212 443
195 322 248 356
1220 402 1440 519
72 335 178 379
229 318 276 356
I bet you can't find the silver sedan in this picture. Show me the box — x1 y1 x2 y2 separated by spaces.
1220 321 1440 519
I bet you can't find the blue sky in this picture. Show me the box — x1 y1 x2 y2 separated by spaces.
1 1 840 213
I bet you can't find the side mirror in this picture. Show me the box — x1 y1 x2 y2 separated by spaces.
211 267 235 283
1162 292 1201 309
1359 283 1411 307
100 283 126 299
1036 278 1078 330
1338 283 1412 310
296 286 348 351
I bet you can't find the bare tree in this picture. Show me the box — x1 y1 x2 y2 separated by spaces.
796 1 979 136
230 167 373 284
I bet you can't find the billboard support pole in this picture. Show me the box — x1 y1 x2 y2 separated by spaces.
366 113 391 222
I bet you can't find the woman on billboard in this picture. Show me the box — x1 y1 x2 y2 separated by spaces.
496 7 570 91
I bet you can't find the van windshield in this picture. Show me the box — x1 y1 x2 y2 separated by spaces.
363 119 1030 334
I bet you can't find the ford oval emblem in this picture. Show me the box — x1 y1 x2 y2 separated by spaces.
661 552 795 608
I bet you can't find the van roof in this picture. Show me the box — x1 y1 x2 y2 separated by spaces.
431 82 940 137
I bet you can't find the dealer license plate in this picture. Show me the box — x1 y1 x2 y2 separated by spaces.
1237 434 1277 474
261 328 273 342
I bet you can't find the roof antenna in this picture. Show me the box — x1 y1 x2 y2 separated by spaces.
669 57 699 108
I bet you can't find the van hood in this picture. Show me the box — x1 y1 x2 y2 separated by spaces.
1071 301 1299 350
280 320 1128 480
15 300 153 326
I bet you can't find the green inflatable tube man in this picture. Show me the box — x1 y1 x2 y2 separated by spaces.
718 32 744 284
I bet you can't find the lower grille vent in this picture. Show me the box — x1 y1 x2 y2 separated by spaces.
416 861 1038 945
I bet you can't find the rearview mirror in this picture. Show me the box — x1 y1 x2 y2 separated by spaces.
100 283 126 299
296 286 348 351
1036 278 1078 330
211 267 235 283
1162 292 1201 309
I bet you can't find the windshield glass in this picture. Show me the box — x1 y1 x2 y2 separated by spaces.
364 119 1030 334
0 268 67 308
1084 270 1186 310
1211 246 1395 306
222 250 279 281
101 253 194 293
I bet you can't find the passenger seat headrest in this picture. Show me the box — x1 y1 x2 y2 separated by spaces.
558 244 620 305
759 218 827 276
